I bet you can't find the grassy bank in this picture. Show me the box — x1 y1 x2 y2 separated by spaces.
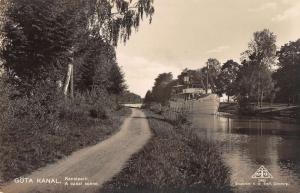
101 110 232 193
0 92 131 183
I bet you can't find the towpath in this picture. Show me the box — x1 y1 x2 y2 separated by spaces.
1 108 151 193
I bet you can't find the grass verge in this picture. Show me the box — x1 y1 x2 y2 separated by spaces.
101 110 232 193
0 106 131 183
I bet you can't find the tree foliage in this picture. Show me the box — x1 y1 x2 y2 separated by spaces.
1 0 74 91
236 61 274 105
203 58 221 92
107 64 127 95
75 36 117 92
242 29 277 67
216 60 240 99
0 0 154 93
237 29 276 107
118 91 142 104
273 39 300 103
144 90 153 103
149 72 174 104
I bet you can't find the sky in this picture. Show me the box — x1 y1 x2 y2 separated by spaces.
116 0 300 97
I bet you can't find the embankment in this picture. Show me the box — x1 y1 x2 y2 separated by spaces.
101 110 232 193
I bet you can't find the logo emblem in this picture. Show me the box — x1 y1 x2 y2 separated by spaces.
251 165 273 179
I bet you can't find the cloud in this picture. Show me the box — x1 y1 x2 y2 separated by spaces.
206 46 230 54
248 2 277 12
271 2 300 22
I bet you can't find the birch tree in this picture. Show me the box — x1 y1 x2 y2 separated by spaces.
239 29 277 107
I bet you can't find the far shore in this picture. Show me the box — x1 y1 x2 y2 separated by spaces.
219 102 300 122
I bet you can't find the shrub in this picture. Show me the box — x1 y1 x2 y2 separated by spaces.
59 88 111 121
0 81 63 180
0 79 124 182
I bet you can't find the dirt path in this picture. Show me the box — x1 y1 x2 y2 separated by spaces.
1 108 151 193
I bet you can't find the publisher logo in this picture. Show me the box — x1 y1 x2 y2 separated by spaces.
234 165 289 187
251 165 273 179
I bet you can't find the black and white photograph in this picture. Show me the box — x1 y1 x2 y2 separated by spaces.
0 0 299 193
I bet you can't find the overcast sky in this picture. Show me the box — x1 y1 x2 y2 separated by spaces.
117 0 300 97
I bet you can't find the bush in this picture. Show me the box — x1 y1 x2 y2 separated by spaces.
0 81 63 180
59 89 111 121
0 79 126 182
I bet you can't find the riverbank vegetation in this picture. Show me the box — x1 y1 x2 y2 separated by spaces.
144 29 300 117
0 78 131 181
101 110 232 193
0 0 153 182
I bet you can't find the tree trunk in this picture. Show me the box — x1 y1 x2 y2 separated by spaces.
209 76 216 93
228 95 230 103
200 78 206 92
257 71 261 107
257 92 260 107
257 83 260 107
63 64 73 97
260 90 264 108
70 65 74 98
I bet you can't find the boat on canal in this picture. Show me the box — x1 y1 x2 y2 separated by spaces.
169 69 220 115
169 86 220 115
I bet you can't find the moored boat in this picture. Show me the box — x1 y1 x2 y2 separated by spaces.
169 86 220 115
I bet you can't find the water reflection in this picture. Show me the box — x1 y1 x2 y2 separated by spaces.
191 115 300 193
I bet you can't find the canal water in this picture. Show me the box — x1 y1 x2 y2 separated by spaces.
191 114 300 193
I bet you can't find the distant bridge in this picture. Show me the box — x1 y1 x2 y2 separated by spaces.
121 104 143 109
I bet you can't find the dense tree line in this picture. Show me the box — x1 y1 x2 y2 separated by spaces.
118 91 142 104
145 29 300 109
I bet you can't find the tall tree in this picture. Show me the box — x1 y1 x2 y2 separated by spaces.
107 64 127 95
238 29 277 107
202 58 221 93
236 61 274 107
241 29 277 67
273 39 300 104
75 36 116 92
216 60 240 101
151 72 173 104
1 0 74 92
144 90 153 104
